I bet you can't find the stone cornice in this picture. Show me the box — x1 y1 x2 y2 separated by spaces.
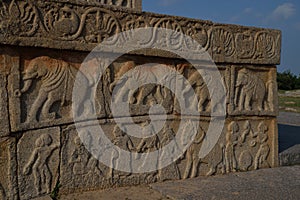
0 0 281 64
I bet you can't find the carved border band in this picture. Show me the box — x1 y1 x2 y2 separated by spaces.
0 0 281 65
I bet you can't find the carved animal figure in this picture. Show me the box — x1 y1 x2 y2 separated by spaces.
235 68 266 111
17 56 92 123
182 70 211 112
110 63 173 105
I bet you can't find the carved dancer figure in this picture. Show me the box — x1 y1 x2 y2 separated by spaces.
136 121 160 174
158 124 180 181
69 136 90 176
235 68 266 111
111 125 134 179
16 56 93 123
225 122 239 173
181 120 205 179
238 121 256 171
254 122 270 169
23 134 59 195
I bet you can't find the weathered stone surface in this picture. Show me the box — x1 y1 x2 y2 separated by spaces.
57 116 278 193
0 138 18 200
6 52 278 132
60 185 168 200
0 0 280 64
17 128 60 200
0 54 10 138
280 144 300 166
63 0 142 11
150 166 300 200
0 0 281 199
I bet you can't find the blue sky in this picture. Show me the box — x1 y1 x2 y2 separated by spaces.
143 0 300 75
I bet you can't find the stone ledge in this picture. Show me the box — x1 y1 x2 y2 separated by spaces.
0 0 281 65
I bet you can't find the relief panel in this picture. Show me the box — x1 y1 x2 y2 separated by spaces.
228 66 278 116
174 63 229 116
8 54 106 132
17 128 60 200
0 138 18 200
60 117 210 193
200 118 278 176
107 57 176 118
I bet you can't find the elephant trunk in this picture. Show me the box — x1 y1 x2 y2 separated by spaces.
20 79 32 93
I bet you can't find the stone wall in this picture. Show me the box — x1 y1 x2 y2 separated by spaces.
0 0 280 199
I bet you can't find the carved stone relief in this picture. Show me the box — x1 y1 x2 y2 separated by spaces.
229 66 277 115
8 55 107 131
0 54 9 137
0 1 281 64
107 59 176 117
17 128 60 200
174 63 228 116
0 138 18 200
200 118 276 176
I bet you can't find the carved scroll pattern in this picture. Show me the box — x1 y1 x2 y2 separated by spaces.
0 0 281 63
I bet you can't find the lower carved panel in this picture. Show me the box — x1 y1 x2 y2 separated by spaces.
59 116 277 193
17 128 60 200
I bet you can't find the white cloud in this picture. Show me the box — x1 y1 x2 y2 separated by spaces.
243 8 253 14
271 3 296 20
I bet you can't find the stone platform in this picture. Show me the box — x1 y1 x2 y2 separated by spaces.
56 166 300 200
0 0 281 199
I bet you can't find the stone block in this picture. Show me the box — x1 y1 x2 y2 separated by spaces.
0 138 18 200
17 128 60 200
0 0 281 198
0 1 280 65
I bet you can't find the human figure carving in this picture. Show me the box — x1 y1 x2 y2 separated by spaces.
181 120 205 179
158 124 180 181
235 68 266 111
111 125 134 180
254 122 270 169
23 134 59 195
225 122 239 173
238 121 256 171
16 56 93 123
136 121 160 175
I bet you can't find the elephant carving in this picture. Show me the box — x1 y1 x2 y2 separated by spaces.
16 56 92 123
235 68 266 111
